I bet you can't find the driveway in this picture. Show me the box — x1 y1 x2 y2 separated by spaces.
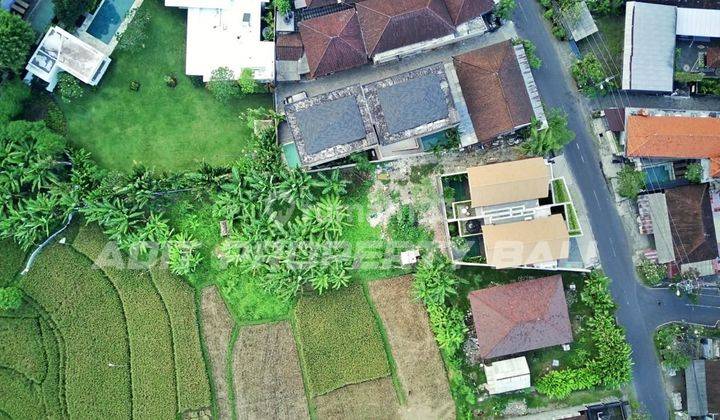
512 2 719 418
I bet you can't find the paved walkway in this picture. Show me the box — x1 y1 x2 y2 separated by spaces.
513 2 719 419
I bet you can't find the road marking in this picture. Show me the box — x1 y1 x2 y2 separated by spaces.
687 304 720 309
593 190 601 206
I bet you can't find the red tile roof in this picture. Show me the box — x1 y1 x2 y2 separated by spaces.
356 0 455 56
305 0 338 8
468 275 573 359
708 47 720 68
664 184 719 264
276 33 304 61
454 41 534 144
442 0 493 25
299 9 368 78
625 115 720 176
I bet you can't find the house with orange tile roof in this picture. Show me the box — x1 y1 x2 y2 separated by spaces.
621 108 720 185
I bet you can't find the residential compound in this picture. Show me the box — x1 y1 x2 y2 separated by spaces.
276 37 545 169
622 0 720 92
438 158 590 271
605 107 720 276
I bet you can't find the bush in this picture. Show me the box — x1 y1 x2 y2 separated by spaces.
238 68 262 95
0 10 35 73
514 38 541 69
637 258 666 286
685 163 703 183
274 0 291 14
53 0 93 28
494 0 516 20
655 324 691 371
426 303 467 353
387 204 432 245
44 101 68 135
0 286 23 310
0 78 30 123
535 367 600 399
571 53 609 97
617 165 646 199
167 232 203 276
206 67 239 102
412 251 464 306
57 73 84 103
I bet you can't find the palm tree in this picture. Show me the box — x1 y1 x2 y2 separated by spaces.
313 170 348 196
521 109 576 157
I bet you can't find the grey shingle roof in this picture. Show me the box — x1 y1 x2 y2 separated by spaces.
377 73 449 135
294 95 368 154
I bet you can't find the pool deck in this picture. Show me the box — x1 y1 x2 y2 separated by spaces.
76 0 145 55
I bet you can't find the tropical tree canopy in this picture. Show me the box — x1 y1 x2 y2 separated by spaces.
521 108 576 157
0 10 35 73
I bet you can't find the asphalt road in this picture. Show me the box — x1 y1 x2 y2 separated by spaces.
513 2 719 418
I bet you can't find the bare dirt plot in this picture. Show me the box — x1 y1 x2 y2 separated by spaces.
369 276 456 419
232 322 309 419
314 378 400 420
200 287 235 419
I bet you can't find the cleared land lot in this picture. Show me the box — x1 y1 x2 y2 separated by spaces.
294 284 390 397
369 277 455 419
314 377 400 420
200 287 235 419
232 322 309 419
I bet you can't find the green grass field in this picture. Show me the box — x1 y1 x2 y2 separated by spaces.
294 284 390 397
60 0 271 172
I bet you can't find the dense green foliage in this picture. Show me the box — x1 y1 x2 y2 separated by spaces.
0 285 23 310
53 0 93 28
387 204 433 245
699 78 720 96
571 53 611 97
685 163 703 183
0 120 73 250
521 109 576 156
514 38 542 69
274 0 292 14
168 232 203 276
207 67 240 102
536 271 632 398
0 318 46 381
0 369 47 419
412 251 464 306
494 0 516 20
0 78 30 123
426 303 467 353
57 73 85 103
617 165 646 199
0 10 34 73
654 324 691 371
637 258 666 286
586 0 624 15
294 284 390 396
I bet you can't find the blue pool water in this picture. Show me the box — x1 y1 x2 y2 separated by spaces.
282 143 301 168
86 0 135 44
644 165 671 187
420 131 447 150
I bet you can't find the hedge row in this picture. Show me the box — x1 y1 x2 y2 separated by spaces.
294 284 390 396
19 244 132 419
72 224 178 419
151 267 212 413
0 368 46 419
0 317 47 383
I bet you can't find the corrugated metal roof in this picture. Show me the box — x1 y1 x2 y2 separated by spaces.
563 1 598 41
484 356 531 394
676 7 720 38
686 360 708 417
646 193 676 263
622 1 676 92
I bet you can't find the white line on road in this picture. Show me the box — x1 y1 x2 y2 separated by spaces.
593 190 601 206
687 304 720 309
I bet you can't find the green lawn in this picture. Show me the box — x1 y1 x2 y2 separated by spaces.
61 0 271 172
589 15 624 75
293 284 391 397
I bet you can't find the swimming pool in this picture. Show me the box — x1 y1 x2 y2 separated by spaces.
644 165 672 187
282 143 301 168
86 0 135 44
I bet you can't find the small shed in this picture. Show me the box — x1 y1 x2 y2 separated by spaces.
562 1 598 42
484 356 531 395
